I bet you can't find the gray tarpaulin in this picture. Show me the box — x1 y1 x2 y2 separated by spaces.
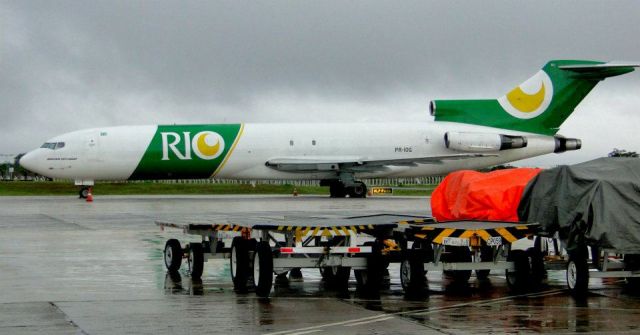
518 157 640 253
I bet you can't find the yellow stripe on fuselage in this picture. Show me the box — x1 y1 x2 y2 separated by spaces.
211 123 245 177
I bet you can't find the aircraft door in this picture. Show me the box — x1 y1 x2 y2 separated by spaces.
85 131 103 162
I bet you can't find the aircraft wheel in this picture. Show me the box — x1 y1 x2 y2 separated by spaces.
475 246 493 280
164 239 182 272
567 246 589 298
506 249 529 293
79 186 90 199
253 241 273 297
347 182 367 198
329 182 347 198
188 243 204 279
231 237 250 292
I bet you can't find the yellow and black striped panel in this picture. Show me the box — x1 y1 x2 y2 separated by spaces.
412 224 538 245
268 224 379 237
397 218 437 226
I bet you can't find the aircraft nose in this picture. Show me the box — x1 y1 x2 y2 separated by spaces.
19 151 38 173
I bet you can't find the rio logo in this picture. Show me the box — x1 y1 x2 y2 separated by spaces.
161 131 225 161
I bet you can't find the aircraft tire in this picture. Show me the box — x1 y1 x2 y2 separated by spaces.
347 182 367 198
188 243 204 279
253 241 273 297
164 239 183 272
329 182 347 198
231 237 250 292
79 186 90 199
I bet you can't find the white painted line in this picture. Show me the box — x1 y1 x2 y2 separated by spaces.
263 314 388 335
287 330 324 335
266 288 566 335
344 316 394 327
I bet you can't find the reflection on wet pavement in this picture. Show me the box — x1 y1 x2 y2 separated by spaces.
1 195 640 334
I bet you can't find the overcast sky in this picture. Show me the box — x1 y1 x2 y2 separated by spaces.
1 1 639 167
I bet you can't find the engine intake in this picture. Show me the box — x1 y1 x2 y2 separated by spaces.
444 132 528 152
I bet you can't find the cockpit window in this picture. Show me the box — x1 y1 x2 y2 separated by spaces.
40 142 65 150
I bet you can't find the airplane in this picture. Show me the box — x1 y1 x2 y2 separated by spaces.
19 60 638 199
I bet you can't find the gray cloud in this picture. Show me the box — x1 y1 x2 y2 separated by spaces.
1 1 639 167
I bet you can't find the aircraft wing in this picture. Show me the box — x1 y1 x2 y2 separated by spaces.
265 153 496 172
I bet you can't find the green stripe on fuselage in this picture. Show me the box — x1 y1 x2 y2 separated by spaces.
130 124 242 180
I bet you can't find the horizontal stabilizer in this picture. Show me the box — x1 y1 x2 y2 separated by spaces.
558 61 639 78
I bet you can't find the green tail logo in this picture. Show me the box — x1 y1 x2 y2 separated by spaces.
431 60 637 135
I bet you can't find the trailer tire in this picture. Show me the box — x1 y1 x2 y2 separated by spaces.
321 266 351 289
527 247 545 287
356 241 384 293
188 243 204 279
164 239 182 272
475 246 493 280
231 237 250 292
567 246 589 298
253 241 273 297
443 246 472 282
506 249 529 293
400 249 425 293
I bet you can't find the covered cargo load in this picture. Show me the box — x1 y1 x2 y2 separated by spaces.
431 168 541 222
518 158 640 253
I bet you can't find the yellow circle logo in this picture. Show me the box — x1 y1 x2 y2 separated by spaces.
192 131 225 160
498 70 553 119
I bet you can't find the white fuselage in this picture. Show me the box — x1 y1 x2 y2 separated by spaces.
20 122 557 183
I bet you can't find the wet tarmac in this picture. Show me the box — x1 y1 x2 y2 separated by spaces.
1 195 640 334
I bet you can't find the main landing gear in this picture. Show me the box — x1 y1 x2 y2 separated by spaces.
326 180 368 198
78 186 91 199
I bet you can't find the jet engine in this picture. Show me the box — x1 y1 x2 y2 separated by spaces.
444 132 528 152
554 136 582 153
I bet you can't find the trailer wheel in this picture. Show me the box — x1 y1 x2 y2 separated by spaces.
321 266 351 289
527 247 545 287
443 246 472 282
400 248 425 293
506 249 529 292
188 243 204 279
356 241 384 293
567 247 589 297
231 237 250 292
164 239 182 272
475 246 493 280
253 241 273 297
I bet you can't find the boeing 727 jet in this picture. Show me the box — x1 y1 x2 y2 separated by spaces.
19 60 638 198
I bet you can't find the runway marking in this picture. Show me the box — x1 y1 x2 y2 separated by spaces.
344 316 394 326
287 330 324 335
263 314 389 335
265 288 566 335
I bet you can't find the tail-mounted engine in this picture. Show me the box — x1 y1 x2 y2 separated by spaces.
444 132 528 152
554 136 582 153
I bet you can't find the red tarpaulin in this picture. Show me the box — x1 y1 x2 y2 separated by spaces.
431 168 541 222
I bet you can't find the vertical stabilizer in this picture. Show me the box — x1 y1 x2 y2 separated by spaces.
431 60 638 135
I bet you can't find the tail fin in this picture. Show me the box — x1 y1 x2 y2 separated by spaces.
431 60 638 135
